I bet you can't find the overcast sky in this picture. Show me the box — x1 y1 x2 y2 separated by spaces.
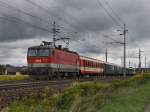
0 0 149 67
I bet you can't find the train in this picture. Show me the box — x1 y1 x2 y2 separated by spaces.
27 42 135 79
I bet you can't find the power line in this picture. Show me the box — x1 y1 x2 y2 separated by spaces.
0 11 52 33
102 0 124 24
101 0 139 50
102 0 139 49
0 1 49 24
0 1 82 39
96 0 122 28
25 0 81 32
104 35 123 44
100 0 139 52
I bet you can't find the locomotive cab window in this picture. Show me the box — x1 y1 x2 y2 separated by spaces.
28 49 37 57
28 48 51 57
38 49 50 56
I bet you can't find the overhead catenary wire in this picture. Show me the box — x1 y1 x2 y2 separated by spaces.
101 0 139 47
0 0 50 24
96 0 123 28
102 0 124 24
0 0 81 42
0 11 52 33
24 0 82 32
100 0 140 65
100 0 139 47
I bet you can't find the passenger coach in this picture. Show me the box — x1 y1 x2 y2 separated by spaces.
80 56 105 77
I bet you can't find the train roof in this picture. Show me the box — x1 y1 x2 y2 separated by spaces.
28 45 78 55
28 45 53 49
80 56 105 63
105 61 123 67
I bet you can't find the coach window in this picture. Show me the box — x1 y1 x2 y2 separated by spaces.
90 61 91 67
83 60 85 66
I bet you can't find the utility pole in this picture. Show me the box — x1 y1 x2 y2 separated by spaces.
145 56 147 68
123 24 127 77
129 60 131 68
106 24 128 77
52 21 60 47
135 63 137 69
120 24 128 77
138 49 141 69
138 49 144 71
105 48 108 62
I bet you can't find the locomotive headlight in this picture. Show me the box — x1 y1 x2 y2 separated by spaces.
35 59 42 63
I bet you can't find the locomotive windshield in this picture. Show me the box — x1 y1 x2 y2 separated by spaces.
28 48 51 57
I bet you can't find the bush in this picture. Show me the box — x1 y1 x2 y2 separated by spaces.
4 73 150 112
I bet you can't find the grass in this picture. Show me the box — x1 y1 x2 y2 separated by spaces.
2 73 150 112
0 74 30 81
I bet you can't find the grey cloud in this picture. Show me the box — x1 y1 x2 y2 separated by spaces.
0 0 150 66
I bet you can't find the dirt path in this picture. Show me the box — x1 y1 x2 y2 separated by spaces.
145 105 150 112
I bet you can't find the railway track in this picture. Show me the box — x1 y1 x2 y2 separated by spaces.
0 80 71 90
0 76 131 110
0 80 73 110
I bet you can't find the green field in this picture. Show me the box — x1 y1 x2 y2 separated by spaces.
0 75 29 81
2 74 150 112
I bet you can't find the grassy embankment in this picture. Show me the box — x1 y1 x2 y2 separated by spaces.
2 74 150 112
0 74 29 81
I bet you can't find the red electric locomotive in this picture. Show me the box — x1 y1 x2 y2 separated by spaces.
27 44 80 79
